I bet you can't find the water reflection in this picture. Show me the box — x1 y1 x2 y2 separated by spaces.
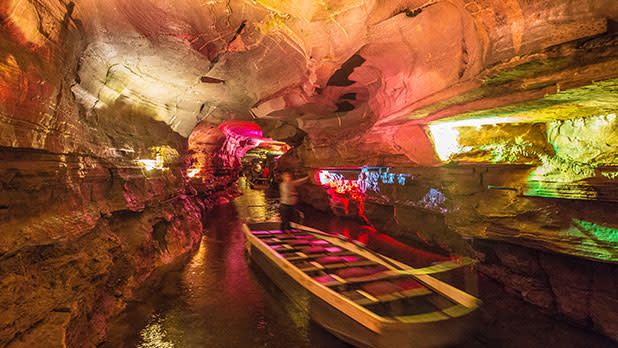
138 315 174 348
234 177 279 223
103 185 618 348
103 193 350 348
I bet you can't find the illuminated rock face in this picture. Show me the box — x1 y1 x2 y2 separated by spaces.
0 147 205 346
2 0 618 344
186 121 268 206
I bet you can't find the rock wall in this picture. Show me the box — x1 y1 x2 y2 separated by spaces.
0 146 207 348
3 0 618 344
477 240 618 340
295 162 618 340
0 3 207 346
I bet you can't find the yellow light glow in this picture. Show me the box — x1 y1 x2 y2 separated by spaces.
187 168 200 177
137 160 159 170
7 0 45 46
137 152 165 170
137 316 175 348
427 123 461 162
428 116 522 162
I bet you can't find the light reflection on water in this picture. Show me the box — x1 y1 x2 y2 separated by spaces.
102 185 350 348
137 315 174 348
101 184 618 348
234 178 280 223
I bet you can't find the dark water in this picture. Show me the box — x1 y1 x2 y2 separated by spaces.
103 185 351 348
103 184 618 348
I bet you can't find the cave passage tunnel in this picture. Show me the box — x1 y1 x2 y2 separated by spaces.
1 0 618 347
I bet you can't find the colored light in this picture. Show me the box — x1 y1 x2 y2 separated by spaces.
318 168 410 195
417 188 448 213
428 117 521 162
572 219 618 241
187 168 200 177
138 159 163 170
602 171 618 180
570 219 618 261
358 167 410 193
137 151 165 171
316 167 413 223
6 0 46 46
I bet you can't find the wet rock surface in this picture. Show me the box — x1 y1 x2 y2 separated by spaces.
2 0 618 345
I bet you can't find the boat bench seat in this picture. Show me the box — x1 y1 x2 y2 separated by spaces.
271 233 310 240
269 244 294 251
325 270 399 287
262 238 282 244
285 251 358 262
335 266 390 279
287 240 312 246
340 290 376 304
353 287 432 306
313 273 346 287
294 259 377 272
337 277 433 306
322 260 377 270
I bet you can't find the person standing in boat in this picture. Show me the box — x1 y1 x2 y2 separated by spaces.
279 171 309 233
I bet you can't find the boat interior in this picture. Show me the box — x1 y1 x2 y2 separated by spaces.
248 224 471 322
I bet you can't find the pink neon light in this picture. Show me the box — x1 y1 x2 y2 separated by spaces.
218 121 263 138
342 256 363 263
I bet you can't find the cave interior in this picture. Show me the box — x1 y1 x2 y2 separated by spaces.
1 0 618 346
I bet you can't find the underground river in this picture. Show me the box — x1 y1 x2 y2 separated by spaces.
101 185 618 348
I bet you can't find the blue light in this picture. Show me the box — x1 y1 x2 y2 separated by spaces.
322 167 413 195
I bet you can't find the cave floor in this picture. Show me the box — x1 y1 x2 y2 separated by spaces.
101 185 618 348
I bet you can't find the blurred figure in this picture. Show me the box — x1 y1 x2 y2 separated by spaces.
279 171 308 233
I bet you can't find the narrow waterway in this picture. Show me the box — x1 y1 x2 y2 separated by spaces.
103 184 618 348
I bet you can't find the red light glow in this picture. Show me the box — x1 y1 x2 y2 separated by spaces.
316 170 368 222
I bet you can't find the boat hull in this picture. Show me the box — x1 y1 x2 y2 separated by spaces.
245 223 479 348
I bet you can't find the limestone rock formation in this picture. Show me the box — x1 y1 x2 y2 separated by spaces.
2 0 618 345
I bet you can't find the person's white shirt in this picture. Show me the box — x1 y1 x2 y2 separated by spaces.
279 176 308 205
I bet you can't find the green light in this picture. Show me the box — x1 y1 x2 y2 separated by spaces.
602 171 618 180
428 116 521 162
570 219 618 261
573 219 618 242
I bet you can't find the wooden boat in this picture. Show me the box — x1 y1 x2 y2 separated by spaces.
243 221 481 348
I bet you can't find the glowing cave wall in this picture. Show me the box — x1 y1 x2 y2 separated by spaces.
2 0 618 344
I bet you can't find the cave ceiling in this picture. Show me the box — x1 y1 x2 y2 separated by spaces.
3 0 618 165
